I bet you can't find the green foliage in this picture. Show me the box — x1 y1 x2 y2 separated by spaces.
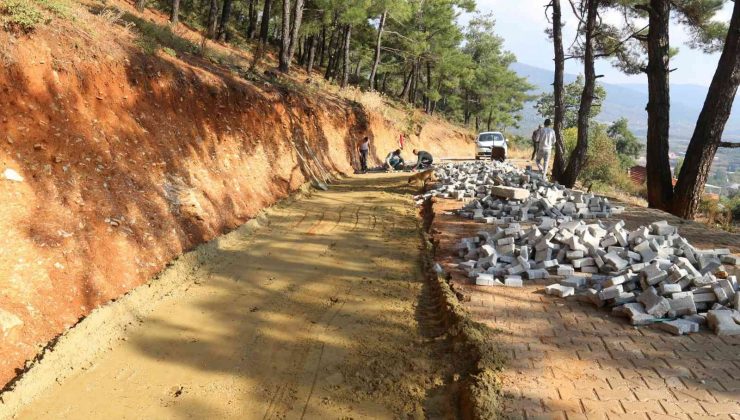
536 75 606 128
674 157 684 176
161 46 178 57
607 117 643 168
562 123 636 190
699 195 736 231
132 0 530 128
457 13 533 130
0 0 74 32
672 0 728 53
36 0 73 19
708 166 728 186
0 0 45 32
722 193 740 221
507 134 529 150
123 12 199 55
604 0 729 74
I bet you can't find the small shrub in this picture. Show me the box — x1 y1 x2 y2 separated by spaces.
507 134 529 150
35 0 73 19
120 11 198 55
720 194 740 223
161 46 177 57
699 197 734 230
562 124 625 187
0 0 45 32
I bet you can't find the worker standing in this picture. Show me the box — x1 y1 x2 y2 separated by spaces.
531 124 542 160
535 119 555 179
358 137 370 173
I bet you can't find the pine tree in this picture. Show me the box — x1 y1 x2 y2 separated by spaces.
169 0 181 24
558 0 600 188
547 0 568 180
671 0 739 218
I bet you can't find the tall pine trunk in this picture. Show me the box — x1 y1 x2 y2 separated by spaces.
279 0 292 71
247 0 257 39
286 0 304 71
368 9 387 91
409 60 419 104
217 0 233 41
425 61 432 114
463 92 471 126
330 27 344 80
551 0 567 180
207 0 219 39
319 25 327 67
170 0 180 24
298 36 307 65
340 25 352 88
671 0 740 219
559 0 598 187
400 66 413 100
259 0 272 44
644 0 674 210
306 35 318 74
324 18 340 80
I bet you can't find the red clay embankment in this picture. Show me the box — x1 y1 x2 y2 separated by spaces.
0 3 472 388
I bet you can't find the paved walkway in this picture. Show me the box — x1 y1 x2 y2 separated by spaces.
433 201 740 420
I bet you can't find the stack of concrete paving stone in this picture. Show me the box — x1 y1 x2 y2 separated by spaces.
417 161 623 222
453 217 740 336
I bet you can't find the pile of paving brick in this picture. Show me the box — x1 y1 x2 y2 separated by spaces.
419 162 624 223
436 163 740 336
454 213 739 336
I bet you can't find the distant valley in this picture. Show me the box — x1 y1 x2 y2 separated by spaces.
510 62 740 175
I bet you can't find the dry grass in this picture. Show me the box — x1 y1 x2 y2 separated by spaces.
588 184 648 207
507 146 533 161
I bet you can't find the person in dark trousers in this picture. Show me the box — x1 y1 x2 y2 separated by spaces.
531 124 542 160
412 149 433 170
358 137 370 173
384 149 405 171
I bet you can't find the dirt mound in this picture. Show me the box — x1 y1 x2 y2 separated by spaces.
0 0 472 388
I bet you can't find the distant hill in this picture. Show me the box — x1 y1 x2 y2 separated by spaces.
510 62 740 152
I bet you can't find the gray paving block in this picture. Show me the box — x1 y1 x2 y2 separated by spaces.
707 310 740 336
654 319 699 335
504 276 523 287
637 287 671 318
546 284 575 298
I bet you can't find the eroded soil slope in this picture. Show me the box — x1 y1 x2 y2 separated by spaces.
0 0 472 387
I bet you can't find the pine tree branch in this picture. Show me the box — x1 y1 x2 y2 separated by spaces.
719 142 740 148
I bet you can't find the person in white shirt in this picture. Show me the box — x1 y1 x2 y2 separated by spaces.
358 137 370 173
384 149 405 171
536 119 555 178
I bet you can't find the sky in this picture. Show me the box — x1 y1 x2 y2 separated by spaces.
465 0 735 87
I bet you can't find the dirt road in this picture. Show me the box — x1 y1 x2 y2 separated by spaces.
12 173 457 419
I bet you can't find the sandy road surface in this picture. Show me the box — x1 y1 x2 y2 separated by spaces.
14 173 457 419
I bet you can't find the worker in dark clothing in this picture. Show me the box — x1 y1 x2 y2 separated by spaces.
531 124 542 160
412 149 433 170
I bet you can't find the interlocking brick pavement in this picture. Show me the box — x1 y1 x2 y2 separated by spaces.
432 201 740 420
